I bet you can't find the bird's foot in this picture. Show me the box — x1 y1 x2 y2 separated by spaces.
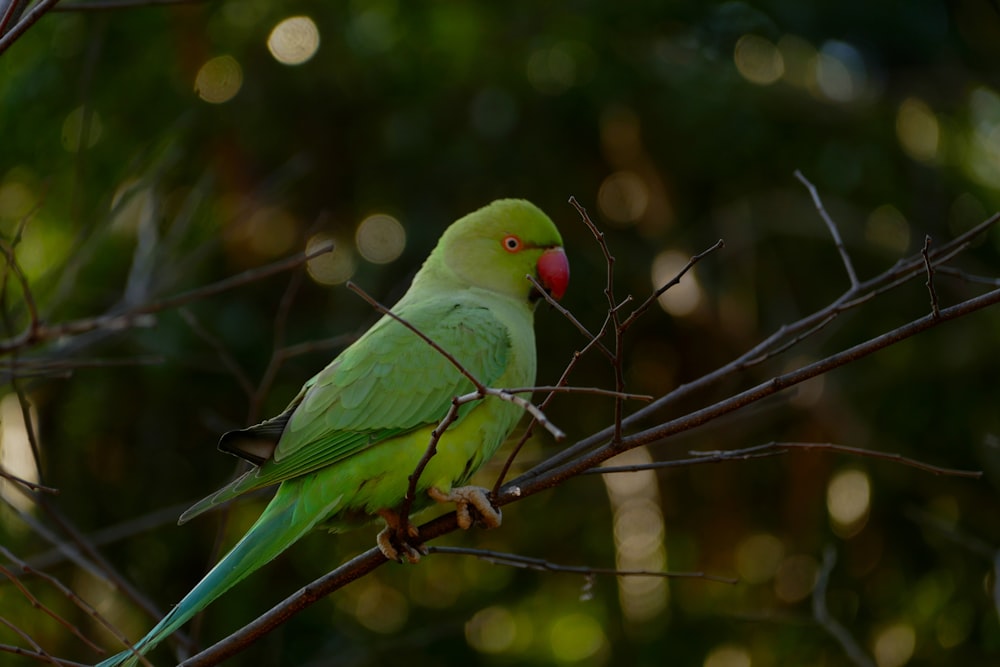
376 508 425 563
428 485 502 530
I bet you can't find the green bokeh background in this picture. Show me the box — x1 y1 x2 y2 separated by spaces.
2 1 1000 665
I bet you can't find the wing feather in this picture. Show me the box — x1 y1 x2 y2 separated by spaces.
191 297 512 510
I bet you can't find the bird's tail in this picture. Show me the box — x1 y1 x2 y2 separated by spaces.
96 481 333 667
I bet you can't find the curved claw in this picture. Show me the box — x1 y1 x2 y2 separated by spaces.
428 485 502 530
376 508 425 563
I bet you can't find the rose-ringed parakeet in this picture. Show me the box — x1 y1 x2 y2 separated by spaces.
96 199 569 666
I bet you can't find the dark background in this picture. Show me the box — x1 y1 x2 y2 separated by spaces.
2 1 999 665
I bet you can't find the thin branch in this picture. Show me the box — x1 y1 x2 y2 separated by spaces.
568 196 627 445
0 642 90 667
0 465 59 494
425 546 737 583
0 0 61 56
481 389 565 440
346 281 484 391
795 170 860 288
492 327 606 494
921 235 941 318
937 265 1000 286
0 563 103 654
812 546 876 667
498 385 651 402
0 239 40 337
527 274 614 361
53 0 206 10
0 617 62 666
588 441 982 478
0 241 334 355
621 238 725 331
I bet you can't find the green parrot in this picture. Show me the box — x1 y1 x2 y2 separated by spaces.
96 199 569 666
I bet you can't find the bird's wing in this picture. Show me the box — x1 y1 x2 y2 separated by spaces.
180 297 512 522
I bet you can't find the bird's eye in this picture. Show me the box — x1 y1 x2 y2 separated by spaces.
502 235 522 252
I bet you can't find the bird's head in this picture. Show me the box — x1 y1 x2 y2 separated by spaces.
436 199 569 304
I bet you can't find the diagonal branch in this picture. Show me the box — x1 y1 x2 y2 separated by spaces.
0 241 334 356
795 170 860 288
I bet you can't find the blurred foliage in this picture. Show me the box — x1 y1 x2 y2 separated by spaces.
2 1 1000 666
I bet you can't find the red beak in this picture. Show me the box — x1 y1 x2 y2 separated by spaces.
537 247 569 301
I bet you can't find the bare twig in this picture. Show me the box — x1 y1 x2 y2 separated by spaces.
621 238 725 331
0 545 149 663
0 563 103 654
0 642 90 667
568 196 628 446
527 274 614 361
0 239 40 337
812 546 876 667
0 465 59 494
589 441 982 478
0 0 61 56
425 545 737 583
346 281 484 391
0 241 334 355
921 235 941 318
795 170 860 288
53 0 206 10
937 265 1000 286
0 617 62 666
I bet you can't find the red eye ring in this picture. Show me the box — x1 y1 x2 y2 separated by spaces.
502 235 522 252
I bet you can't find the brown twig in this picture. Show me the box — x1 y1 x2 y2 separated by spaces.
0 0 61 56
587 441 982 478
569 196 629 449
937 265 1000 286
620 238 725 332
0 617 62 666
0 563 103 654
0 642 90 667
425 545 737 583
0 546 151 663
795 170 860 288
527 275 615 361
0 241 335 356
921 235 941 318
52 0 206 10
0 465 58 494
346 282 484 391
